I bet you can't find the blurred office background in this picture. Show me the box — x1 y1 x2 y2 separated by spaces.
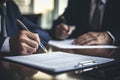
13 0 68 30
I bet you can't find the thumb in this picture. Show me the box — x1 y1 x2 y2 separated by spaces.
67 26 74 35
34 33 40 45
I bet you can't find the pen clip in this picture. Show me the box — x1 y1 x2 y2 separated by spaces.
74 60 97 68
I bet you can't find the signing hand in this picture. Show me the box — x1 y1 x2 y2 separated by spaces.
10 30 40 55
72 32 113 45
55 23 73 39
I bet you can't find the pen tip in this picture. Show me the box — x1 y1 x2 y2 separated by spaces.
45 49 48 53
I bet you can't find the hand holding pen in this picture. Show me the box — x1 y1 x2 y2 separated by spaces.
17 19 48 52
9 29 41 55
55 16 75 40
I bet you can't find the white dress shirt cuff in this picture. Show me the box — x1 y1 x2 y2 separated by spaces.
107 31 115 44
1 37 10 52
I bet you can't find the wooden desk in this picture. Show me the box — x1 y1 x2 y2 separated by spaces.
0 45 120 80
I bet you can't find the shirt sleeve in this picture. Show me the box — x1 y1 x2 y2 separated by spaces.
1 37 10 52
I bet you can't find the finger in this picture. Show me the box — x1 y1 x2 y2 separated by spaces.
74 32 99 45
67 26 73 35
78 37 96 45
20 37 39 48
84 40 97 45
60 23 69 31
56 29 68 39
58 35 69 39
56 24 70 39
34 33 40 45
73 34 92 45
56 24 67 36
59 24 72 35
97 33 106 39
19 31 40 48
56 28 62 36
20 42 37 55
26 32 40 45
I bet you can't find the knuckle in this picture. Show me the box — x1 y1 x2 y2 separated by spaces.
19 38 26 43
88 32 92 34
34 42 39 48
18 35 26 41
19 42 25 48
36 34 39 38
34 34 39 40
20 51 26 55
20 30 26 34
32 48 37 52
30 48 37 53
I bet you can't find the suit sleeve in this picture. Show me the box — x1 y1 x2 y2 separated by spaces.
22 18 51 44
12 1 51 45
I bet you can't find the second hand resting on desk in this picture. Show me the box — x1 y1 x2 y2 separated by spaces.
16 19 48 53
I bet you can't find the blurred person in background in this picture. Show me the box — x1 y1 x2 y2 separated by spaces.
50 0 120 45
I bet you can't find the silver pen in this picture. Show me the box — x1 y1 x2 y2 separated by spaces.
17 19 48 53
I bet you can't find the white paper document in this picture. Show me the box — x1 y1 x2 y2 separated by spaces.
48 39 118 49
3 52 114 74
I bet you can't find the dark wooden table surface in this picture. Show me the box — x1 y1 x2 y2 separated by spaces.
0 45 120 80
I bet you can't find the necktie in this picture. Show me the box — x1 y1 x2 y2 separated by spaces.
90 0 103 31
0 4 7 37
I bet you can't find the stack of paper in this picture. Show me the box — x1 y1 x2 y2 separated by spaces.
48 39 118 49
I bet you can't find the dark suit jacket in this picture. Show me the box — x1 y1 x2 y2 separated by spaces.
51 0 120 45
0 0 51 49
